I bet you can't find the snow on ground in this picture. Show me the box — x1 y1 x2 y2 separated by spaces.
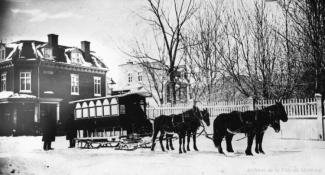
0 132 325 175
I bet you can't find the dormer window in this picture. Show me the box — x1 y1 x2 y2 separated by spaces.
0 46 5 60
44 48 53 59
71 52 82 64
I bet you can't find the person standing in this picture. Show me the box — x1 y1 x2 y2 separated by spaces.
41 106 56 151
66 113 77 148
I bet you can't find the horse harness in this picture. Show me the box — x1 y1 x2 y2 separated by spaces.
228 109 274 135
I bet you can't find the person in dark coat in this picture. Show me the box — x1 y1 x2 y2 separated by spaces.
66 114 77 148
41 108 56 151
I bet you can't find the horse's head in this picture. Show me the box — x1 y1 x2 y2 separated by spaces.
201 108 210 127
275 102 288 122
192 107 210 126
267 102 288 133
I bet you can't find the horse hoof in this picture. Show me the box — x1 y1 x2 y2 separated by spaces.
260 150 265 154
255 149 259 154
187 148 190 151
245 151 253 156
171 147 175 150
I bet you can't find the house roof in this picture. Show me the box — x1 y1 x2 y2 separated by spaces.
0 40 108 69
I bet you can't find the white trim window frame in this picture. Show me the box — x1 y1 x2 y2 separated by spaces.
71 74 79 95
20 72 31 93
1 72 6 91
94 76 101 97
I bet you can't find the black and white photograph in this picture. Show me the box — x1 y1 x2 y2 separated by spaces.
0 0 324 174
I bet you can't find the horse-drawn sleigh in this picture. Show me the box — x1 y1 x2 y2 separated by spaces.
69 92 153 150
70 92 288 155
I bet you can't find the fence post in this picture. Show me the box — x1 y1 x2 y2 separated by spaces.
248 97 254 110
315 93 324 140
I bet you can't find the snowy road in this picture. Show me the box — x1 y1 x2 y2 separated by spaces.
0 133 325 175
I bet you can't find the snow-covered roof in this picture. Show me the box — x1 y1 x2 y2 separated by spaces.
0 40 108 69
69 91 152 104
0 91 37 99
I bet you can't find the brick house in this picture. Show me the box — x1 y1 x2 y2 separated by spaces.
0 34 108 135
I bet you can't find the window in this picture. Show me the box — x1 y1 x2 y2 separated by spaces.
138 72 142 82
0 47 5 60
94 77 101 96
1 72 6 91
20 72 31 92
103 99 111 116
82 102 88 118
71 52 82 64
71 74 79 95
128 73 132 83
44 48 52 59
89 101 96 117
75 103 82 119
96 100 103 117
119 105 126 114
111 98 119 115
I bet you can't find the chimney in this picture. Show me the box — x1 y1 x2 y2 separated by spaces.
81 41 90 54
47 34 58 47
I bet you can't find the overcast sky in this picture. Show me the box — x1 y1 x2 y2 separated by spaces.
0 0 150 78
0 0 279 79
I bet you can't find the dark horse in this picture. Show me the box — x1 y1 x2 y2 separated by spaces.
213 102 288 156
151 107 210 153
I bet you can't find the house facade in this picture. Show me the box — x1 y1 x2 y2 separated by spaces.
0 34 108 135
116 61 188 105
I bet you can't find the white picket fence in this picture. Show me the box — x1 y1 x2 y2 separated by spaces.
147 94 325 140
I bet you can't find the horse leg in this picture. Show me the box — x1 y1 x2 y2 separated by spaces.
225 133 234 153
255 133 261 154
245 132 254 156
258 132 265 154
166 134 170 151
159 131 165 152
213 130 225 154
193 131 199 151
169 135 175 150
186 131 191 151
151 129 159 151
182 133 186 153
178 133 183 154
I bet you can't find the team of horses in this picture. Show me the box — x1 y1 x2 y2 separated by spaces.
151 102 288 155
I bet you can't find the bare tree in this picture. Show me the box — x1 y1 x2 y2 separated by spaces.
281 0 325 97
126 0 197 104
215 1 298 100
182 0 225 102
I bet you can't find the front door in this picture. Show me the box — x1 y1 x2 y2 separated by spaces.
40 104 57 132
